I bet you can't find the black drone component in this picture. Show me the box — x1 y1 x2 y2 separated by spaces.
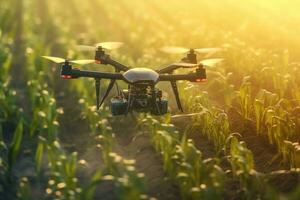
43 44 223 116
95 78 101 110
95 46 129 72
170 81 183 112
181 49 197 64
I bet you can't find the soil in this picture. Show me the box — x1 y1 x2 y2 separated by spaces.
171 109 298 196
54 81 180 200
227 107 289 173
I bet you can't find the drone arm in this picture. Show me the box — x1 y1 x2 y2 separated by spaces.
98 54 130 72
64 68 124 80
105 58 130 72
157 65 182 74
158 71 206 82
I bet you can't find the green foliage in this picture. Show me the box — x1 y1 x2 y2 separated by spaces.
226 135 264 199
75 86 149 199
35 136 45 174
139 115 225 199
8 119 23 171
17 177 32 200
184 92 231 153
239 76 252 120
207 71 236 110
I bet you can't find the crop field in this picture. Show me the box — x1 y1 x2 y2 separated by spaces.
1 0 300 199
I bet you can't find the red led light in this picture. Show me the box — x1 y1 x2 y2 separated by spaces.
195 78 206 82
61 75 72 79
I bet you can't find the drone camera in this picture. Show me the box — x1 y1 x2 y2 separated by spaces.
110 85 168 115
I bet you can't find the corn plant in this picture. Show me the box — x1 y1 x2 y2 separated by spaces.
44 141 81 200
290 66 300 105
7 119 23 172
184 92 231 153
254 89 279 135
138 114 225 200
272 72 290 98
17 177 32 200
282 141 300 168
264 168 300 200
26 71 61 141
225 135 264 199
71 79 151 199
239 76 252 120
206 71 236 110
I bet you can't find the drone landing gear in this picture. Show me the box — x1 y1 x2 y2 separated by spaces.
95 78 101 110
99 79 115 108
95 77 119 110
170 81 184 112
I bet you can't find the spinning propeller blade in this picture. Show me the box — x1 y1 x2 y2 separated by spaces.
160 46 189 54
42 56 66 63
157 62 198 74
70 59 95 65
161 46 222 55
42 56 95 65
77 42 123 51
194 48 222 54
96 42 124 50
199 58 224 67
157 58 223 74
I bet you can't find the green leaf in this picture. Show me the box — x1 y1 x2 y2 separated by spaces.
8 119 23 171
0 122 3 141
35 137 45 173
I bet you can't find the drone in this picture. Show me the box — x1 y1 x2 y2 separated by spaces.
43 42 223 116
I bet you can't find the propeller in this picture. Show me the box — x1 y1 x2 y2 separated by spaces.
158 59 224 74
161 46 222 55
42 56 66 63
42 56 95 65
175 58 224 68
157 62 198 74
199 58 224 68
161 46 190 54
77 42 124 51
171 62 198 68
